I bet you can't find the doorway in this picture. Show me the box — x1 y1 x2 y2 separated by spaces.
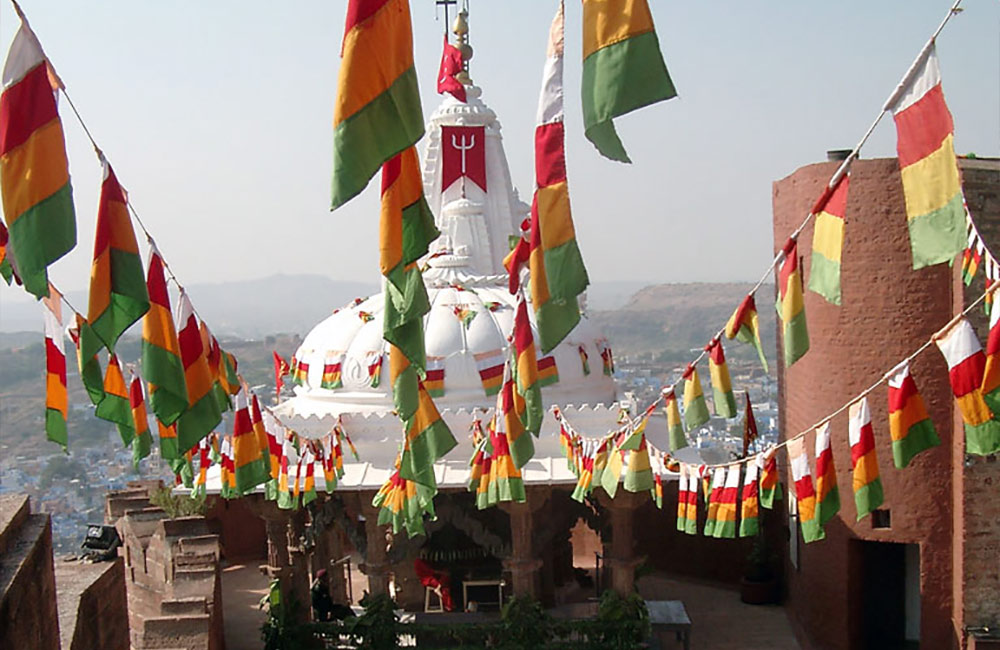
857 541 920 649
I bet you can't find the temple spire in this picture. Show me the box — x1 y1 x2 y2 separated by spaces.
452 2 472 85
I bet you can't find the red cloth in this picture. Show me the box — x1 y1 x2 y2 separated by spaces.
414 558 454 611
437 35 466 102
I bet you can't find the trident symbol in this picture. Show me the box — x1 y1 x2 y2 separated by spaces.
452 132 475 197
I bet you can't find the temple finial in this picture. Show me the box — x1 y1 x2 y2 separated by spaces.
452 2 472 85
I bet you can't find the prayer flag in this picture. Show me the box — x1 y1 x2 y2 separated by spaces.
232 388 268 494
290 355 309 386
706 338 737 418
581 0 676 163
676 464 690 532
703 468 725 537
663 388 687 451
814 421 841 528
512 298 544 434
273 351 289 397
743 391 758 457
808 174 850 305
578 345 590 376
475 349 504 396
142 246 187 426
713 465 740 539
219 435 237 499
982 297 1000 414
174 292 222 454
571 440 595 502
936 318 1000 455
436 34 465 102
129 373 152 469
848 398 884 520
683 466 699 535
682 364 710 431
598 339 614 376
95 354 136 447
788 437 825 543
366 350 384 388
537 354 559 387
739 460 760 538
776 239 809 367
87 162 149 352
887 361 940 468
0 19 75 298
42 290 67 448
331 0 424 209
484 396 527 507
320 351 344 390
530 1 588 353
887 45 965 269
758 448 782 509
501 359 534 470
622 423 653 493
424 356 445 398
157 419 178 463
725 294 768 371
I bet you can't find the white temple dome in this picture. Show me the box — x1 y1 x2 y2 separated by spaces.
280 82 616 434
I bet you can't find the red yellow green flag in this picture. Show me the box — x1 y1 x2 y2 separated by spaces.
581 0 676 163
887 361 940 468
683 467 699 536
277 434 299 510
530 2 589 352
141 245 187 426
739 460 760 538
481 402 527 508
0 18 76 298
42 288 67 449
663 388 686 452
848 398 884 520
813 421 840 528
807 173 850 305
725 294 768 371
682 364 710 431
233 387 269 495
758 448 782 509
788 437 824 543
712 465 740 539
157 419 178 464
219 435 237 499
982 297 1000 414
175 292 222 454
935 317 1000 455
886 45 965 270
706 338 737 418
95 354 136 447
622 413 654 493
676 464 691 532
511 297 544 439
129 373 152 469
331 0 424 210
776 239 809 367
703 468 726 537
87 162 149 352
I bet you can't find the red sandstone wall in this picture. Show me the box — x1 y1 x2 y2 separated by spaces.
774 158 960 650
205 495 267 561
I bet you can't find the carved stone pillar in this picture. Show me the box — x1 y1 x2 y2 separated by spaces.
359 494 390 597
501 486 550 601
256 501 291 597
597 491 648 596
287 509 312 622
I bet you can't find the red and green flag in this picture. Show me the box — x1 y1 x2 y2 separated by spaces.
682 364 710 431
887 361 940 468
480 403 527 508
981 298 1000 414
581 0 676 163
788 437 824 543
739 460 760 538
512 297 544 436
141 245 187 426
663 388 686 452
935 318 1000 455
706 338 737 418
501 357 535 470
95 354 136 447
725 294 768 371
321 351 344 390
776 239 809 367
331 0 424 210
175 292 222 454
703 468 726 537
129 373 152 469
682 466 699 535
277 434 299 510
887 45 965 270
813 421 841 528
0 18 76 298
807 173 850 305
529 1 588 352
676 464 691 532
848 398 884 520
87 162 149 352
42 289 67 449
219 435 237 499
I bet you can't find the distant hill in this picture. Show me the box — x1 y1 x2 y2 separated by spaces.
589 282 777 363
0 274 378 337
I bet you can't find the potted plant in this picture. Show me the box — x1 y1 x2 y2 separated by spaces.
740 532 779 604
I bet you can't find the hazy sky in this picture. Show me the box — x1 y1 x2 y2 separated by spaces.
0 0 997 304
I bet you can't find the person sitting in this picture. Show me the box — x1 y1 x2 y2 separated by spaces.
311 568 355 622
414 557 454 612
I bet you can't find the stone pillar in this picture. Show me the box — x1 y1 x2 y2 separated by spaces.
287 510 312 622
359 495 390 597
257 502 291 598
501 487 550 601
597 491 647 596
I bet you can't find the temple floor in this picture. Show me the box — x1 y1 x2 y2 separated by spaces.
220 558 801 649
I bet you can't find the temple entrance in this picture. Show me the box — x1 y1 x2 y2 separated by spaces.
857 541 919 649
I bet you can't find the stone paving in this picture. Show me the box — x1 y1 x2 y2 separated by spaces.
221 560 270 650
